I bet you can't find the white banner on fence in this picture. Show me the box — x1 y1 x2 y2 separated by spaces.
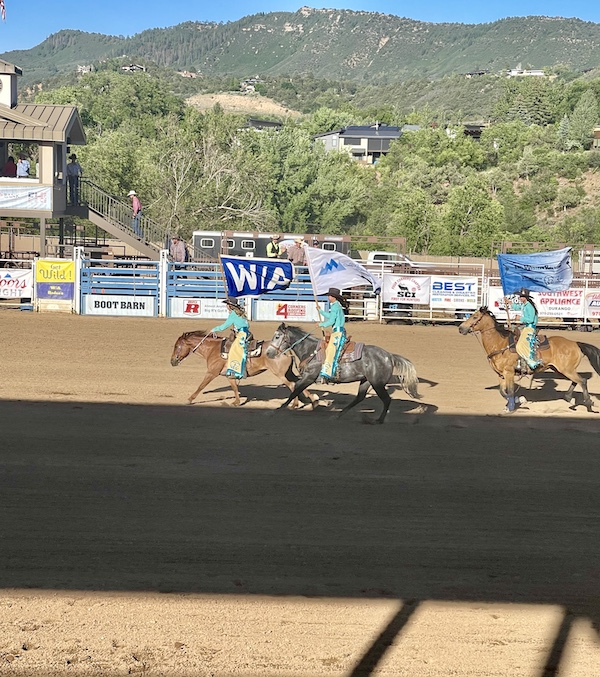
170 297 229 319
0 185 52 211
382 275 431 304
430 276 479 309
0 269 33 298
487 287 585 319
84 294 156 316
584 291 600 318
253 299 321 322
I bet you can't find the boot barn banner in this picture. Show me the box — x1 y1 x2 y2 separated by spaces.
488 287 585 319
0 268 33 298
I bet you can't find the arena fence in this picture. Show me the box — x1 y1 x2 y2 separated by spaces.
2 249 597 330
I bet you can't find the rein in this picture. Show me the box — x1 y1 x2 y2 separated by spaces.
191 333 217 353
270 330 313 357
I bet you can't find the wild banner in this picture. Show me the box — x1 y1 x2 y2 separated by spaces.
497 248 573 294
221 256 293 298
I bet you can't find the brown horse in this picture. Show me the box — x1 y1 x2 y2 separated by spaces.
459 307 600 413
170 330 318 408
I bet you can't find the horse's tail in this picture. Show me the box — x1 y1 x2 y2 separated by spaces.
392 354 421 399
577 342 600 376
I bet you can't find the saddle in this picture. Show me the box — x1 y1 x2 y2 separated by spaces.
508 330 550 363
220 334 262 359
315 336 365 365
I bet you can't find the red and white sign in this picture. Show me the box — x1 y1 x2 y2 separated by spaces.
170 297 229 319
382 275 430 305
253 300 320 322
0 269 33 298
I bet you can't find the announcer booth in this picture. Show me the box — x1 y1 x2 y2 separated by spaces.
0 58 86 266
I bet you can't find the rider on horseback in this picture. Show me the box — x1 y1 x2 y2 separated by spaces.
210 297 250 379
318 287 348 383
512 288 541 371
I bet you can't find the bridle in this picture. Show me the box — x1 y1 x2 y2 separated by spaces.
467 310 511 360
268 327 312 357
173 332 217 363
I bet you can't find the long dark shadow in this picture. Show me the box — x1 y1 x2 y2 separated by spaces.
349 600 419 677
541 610 574 677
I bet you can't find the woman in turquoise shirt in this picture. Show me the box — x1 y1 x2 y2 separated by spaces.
318 287 348 381
512 288 541 370
210 297 250 379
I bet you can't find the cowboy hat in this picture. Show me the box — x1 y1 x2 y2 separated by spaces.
294 237 304 244
128 190 137 196
223 297 243 309
518 288 532 298
326 287 344 302
270 234 280 239
69 154 77 160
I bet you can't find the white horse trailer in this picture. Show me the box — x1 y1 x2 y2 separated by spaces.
192 230 352 261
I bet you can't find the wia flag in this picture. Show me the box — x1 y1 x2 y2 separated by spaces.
305 247 382 295
497 247 573 294
221 255 293 298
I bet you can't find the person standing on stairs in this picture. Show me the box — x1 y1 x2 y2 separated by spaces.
128 190 143 237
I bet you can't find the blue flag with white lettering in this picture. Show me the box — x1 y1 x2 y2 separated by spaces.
221 255 294 298
497 247 573 294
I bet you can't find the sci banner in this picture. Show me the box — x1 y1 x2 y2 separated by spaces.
382 275 431 305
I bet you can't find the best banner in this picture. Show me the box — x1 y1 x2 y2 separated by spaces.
221 255 293 298
497 247 573 294
305 247 382 295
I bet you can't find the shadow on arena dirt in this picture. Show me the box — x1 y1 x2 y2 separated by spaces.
1 400 599 677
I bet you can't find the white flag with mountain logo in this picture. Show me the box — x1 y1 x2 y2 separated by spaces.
305 247 381 295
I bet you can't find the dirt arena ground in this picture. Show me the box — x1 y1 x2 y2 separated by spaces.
1 311 600 677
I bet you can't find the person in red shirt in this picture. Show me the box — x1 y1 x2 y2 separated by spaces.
128 190 143 237
2 156 17 177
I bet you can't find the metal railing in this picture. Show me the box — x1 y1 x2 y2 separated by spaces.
80 180 168 251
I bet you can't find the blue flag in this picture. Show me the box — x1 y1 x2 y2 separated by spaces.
497 247 573 294
221 255 293 298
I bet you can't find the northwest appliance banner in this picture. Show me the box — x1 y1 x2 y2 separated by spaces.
0 269 33 298
221 255 293 297
488 287 585 319
0 185 52 211
430 276 479 309
382 275 431 304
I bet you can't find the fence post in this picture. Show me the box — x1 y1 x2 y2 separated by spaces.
74 246 84 315
159 249 168 317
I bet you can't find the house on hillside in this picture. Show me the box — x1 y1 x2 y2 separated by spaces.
593 125 600 150
121 64 146 73
315 123 408 164
507 67 545 78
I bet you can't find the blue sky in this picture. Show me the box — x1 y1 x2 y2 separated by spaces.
1 1 599 54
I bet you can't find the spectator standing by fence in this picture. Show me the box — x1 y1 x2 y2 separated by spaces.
1 156 17 177
286 237 307 267
66 154 83 205
169 235 187 263
128 190 143 237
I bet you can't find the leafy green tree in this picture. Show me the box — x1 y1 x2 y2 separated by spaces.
568 89 599 150
435 176 505 256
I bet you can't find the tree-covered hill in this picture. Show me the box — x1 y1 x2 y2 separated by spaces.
4 10 600 90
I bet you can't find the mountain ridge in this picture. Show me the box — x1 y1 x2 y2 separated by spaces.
3 9 600 89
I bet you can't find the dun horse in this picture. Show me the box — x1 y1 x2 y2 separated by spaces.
170 330 317 408
266 323 420 423
459 307 600 412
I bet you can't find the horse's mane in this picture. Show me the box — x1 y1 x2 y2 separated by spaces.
481 307 511 338
181 330 213 340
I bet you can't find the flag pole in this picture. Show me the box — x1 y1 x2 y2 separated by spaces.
304 252 325 337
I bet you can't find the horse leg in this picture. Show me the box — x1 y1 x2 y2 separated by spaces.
560 369 593 411
277 373 317 411
503 370 518 413
337 379 371 420
283 364 318 409
188 372 220 404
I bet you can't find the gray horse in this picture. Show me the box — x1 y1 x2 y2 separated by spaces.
266 323 420 423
